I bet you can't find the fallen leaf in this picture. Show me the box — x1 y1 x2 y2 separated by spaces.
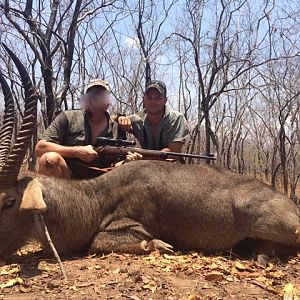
225 277 234 282
19 285 31 293
254 275 267 284
265 263 274 271
162 266 172 272
283 283 295 300
0 277 24 290
142 282 157 293
204 272 224 282
235 271 262 279
208 262 219 270
112 267 120 274
0 264 20 275
77 282 94 288
252 279 266 289
235 261 246 271
268 270 286 280
266 285 279 295
128 296 141 300
163 254 176 260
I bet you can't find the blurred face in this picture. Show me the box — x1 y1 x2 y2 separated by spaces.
84 86 111 113
143 88 167 115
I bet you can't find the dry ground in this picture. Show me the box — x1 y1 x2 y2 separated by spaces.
0 243 300 299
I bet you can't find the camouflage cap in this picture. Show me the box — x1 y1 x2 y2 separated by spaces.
145 80 167 96
85 79 111 93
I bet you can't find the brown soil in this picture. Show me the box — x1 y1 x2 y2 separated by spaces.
1 243 300 299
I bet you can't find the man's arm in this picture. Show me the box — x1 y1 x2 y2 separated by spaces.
118 115 187 153
35 112 98 163
164 113 190 153
35 140 98 162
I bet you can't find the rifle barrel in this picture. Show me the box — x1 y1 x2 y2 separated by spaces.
165 151 216 160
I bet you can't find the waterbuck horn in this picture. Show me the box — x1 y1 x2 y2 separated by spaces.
0 69 15 168
0 43 37 187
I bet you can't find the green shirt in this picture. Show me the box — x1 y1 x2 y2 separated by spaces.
129 105 189 150
40 110 126 178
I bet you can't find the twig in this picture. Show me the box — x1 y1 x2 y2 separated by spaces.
38 214 67 280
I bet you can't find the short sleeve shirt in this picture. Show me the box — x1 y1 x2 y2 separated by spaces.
128 105 189 150
40 109 126 178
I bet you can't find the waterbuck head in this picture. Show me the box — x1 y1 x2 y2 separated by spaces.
0 44 45 257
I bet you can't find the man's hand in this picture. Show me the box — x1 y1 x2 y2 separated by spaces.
75 145 98 162
117 116 133 132
114 151 143 167
123 151 143 163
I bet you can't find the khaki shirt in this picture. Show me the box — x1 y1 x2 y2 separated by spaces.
129 105 189 150
40 110 126 178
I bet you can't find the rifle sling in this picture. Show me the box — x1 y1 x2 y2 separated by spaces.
74 160 115 173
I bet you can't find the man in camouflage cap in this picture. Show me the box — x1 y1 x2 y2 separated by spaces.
117 80 189 154
35 79 129 179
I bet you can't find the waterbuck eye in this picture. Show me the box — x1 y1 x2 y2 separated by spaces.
3 198 16 210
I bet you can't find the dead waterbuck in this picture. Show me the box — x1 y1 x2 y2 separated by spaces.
0 46 299 263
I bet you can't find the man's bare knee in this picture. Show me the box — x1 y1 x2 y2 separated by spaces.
38 152 70 179
39 152 63 169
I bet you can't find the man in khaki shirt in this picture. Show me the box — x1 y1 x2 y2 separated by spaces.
118 80 189 153
35 79 134 179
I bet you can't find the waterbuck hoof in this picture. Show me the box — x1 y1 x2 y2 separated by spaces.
256 254 269 268
141 239 174 254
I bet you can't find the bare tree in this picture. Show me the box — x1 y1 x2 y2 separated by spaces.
172 0 299 160
126 0 178 87
0 0 120 127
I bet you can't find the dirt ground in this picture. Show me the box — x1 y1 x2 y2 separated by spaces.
0 243 299 300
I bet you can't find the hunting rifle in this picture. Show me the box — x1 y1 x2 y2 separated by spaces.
94 137 216 161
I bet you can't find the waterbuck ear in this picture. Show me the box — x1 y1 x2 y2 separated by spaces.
20 179 47 212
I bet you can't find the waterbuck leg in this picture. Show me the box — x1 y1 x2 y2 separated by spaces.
90 231 174 255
